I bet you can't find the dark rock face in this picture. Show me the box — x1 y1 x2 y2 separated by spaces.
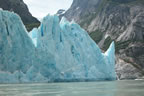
56 9 65 20
64 0 144 79
0 0 39 24
125 43 144 68
57 9 65 15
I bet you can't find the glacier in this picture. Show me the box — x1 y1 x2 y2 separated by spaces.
0 10 116 83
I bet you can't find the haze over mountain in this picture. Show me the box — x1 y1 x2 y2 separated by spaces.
23 0 73 19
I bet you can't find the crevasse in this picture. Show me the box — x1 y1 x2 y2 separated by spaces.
0 10 116 83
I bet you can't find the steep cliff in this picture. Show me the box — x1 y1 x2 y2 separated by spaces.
64 0 144 79
0 0 39 25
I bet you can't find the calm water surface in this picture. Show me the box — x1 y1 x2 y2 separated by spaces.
0 80 144 96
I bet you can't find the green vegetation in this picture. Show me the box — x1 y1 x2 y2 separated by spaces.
109 0 144 5
134 0 144 4
89 30 103 44
79 0 144 28
103 36 113 51
25 23 40 32
109 0 135 3
115 40 132 53
78 0 144 56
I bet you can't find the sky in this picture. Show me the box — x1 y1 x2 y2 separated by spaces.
23 0 73 20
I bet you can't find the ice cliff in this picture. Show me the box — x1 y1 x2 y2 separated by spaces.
0 10 116 83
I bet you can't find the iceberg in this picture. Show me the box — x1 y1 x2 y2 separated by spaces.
0 10 116 83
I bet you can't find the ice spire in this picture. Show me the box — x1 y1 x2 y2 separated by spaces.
0 10 116 83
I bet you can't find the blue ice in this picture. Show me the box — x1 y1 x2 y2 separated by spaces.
0 10 116 83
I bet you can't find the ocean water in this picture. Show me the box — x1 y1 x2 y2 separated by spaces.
0 80 144 96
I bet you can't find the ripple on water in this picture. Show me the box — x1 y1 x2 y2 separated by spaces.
0 80 144 96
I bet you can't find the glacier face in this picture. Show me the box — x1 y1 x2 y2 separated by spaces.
0 10 116 83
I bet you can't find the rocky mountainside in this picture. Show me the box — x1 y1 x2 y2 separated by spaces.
0 0 40 29
64 0 144 79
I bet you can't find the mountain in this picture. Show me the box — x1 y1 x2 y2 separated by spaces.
0 0 40 31
56 9 66 20
0 10 116 83
57 9 65 16
64 0 144 79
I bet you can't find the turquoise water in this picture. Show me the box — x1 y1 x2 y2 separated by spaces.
0 80 144 96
